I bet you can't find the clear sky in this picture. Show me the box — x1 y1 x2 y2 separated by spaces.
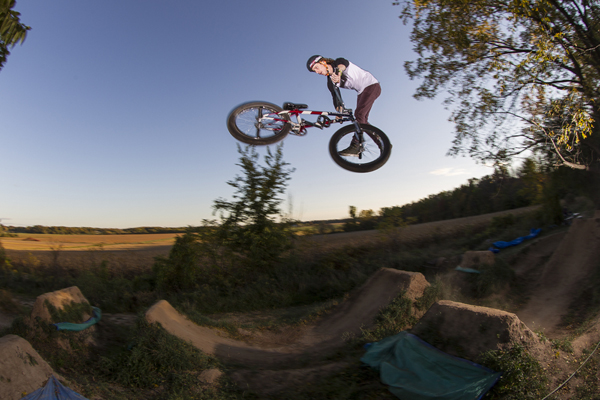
1 0 493 229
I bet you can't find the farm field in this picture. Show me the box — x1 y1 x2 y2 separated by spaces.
0 233 181 251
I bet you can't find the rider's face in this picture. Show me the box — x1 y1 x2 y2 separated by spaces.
312 62 330 76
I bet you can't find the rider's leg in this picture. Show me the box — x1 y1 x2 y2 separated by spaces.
355 83 381 125
339 83 381 156
355 83 382 146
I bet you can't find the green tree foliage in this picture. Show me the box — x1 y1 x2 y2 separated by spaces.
398 0 600 172
516 157 546 203
152 233 203 292
212 144 295 270
1 0 30 71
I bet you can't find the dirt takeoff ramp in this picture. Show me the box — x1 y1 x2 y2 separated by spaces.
145 268 429 367
517 211 600 332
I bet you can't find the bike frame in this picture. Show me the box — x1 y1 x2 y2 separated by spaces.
263 87 364 140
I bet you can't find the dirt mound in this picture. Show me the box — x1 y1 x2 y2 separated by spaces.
31 286 91 323
145 268 429 367
23 286 98 350
0 335 59 400
517 211 600 333
410 300 548 362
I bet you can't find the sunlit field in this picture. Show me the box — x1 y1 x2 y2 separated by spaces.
1 233 181 251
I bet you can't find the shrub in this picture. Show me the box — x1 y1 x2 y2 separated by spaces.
153 232 203 292
100 318 220 390
479 344 547 399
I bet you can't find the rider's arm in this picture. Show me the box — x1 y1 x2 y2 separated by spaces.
327 77 343 110
334 58 349 73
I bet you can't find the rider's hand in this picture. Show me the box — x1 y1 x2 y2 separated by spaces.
330 72 341 84
335 106 344 121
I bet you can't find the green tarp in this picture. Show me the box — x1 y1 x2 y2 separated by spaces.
361 331 501 400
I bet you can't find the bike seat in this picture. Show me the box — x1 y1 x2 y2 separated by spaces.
283 102 308 110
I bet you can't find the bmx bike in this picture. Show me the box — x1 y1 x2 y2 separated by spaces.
226 88 392 173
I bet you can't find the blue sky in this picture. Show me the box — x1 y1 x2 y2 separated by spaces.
1 0 493 228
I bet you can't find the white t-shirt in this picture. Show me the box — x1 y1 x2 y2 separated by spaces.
336 61 379 95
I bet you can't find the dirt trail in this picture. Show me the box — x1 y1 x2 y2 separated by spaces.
145 268 429 368
517 211 600 333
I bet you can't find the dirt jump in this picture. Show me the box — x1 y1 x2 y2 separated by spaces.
145 268 429 368
516 210 600 333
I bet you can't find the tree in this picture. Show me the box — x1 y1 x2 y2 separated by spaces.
1 0 30 71
398 0 600 172
212 144 295 269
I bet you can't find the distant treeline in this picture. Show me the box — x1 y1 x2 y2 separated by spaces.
398 172 534 224
343 161 596 232
3 226 188 235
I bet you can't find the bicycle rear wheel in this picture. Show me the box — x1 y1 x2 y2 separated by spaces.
329 124 392 173
227 101 290 145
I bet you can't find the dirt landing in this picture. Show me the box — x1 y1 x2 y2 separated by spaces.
0 335 59 400
517 211 600 333
145 268 429 368
410 300 549 362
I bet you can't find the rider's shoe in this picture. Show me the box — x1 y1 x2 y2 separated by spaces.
338 142 361 157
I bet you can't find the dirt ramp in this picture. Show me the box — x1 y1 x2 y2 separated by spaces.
146 300 303 367
0 335 59 400
411 300 546 362
304 268 429 345
517 211 600 332
145 268 429 367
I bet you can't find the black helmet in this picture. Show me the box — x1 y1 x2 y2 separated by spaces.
307 55 323 72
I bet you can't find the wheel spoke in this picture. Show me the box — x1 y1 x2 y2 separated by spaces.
227 102 290 145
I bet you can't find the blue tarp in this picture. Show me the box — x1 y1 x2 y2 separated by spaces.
21 375 88 400
52 307 101 332
361 331 501 400
489 228 541 253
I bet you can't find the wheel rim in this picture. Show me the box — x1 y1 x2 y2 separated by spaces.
233 106 286 142
334 128 386 167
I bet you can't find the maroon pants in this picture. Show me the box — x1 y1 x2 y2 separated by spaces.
355 83 381 125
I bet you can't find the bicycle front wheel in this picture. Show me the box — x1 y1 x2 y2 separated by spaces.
227 102 291 145
329 124 392 173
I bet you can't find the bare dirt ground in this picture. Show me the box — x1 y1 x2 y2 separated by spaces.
516 211 600 335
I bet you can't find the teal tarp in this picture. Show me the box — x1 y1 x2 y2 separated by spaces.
52 307 101 332
361 331 501 400
21 375 88 399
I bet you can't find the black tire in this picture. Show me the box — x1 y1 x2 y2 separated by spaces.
227 101 291 145
328 124 392 173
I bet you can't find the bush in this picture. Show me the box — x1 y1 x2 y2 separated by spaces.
153 232 203 292
479 344 547 399
100 317 220 390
